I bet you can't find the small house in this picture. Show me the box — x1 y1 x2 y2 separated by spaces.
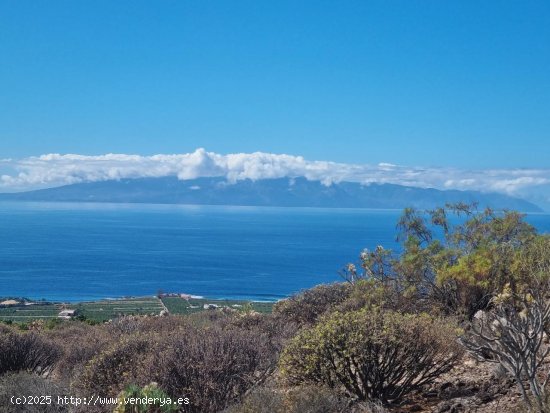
58 309 78 319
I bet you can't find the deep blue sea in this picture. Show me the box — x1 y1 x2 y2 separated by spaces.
1 202 549 302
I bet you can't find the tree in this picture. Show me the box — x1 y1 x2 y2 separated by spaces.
344 204 539 318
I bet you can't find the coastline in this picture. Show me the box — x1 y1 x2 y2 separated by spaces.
0 293 277 323
0 293 281 305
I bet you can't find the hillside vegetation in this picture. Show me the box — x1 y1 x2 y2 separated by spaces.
1 204 549 413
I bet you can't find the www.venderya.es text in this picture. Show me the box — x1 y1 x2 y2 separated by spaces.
10 395 190 407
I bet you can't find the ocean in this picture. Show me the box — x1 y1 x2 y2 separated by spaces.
1 202 549 302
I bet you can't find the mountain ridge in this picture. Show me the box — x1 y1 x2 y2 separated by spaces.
0 177 542 212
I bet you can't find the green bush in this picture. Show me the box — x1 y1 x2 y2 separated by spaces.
280 309 463 405
113 383 180 413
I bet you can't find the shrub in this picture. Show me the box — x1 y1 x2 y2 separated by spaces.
224 386 350 413
229 312 299 356
185 309 231 328
280 309 463 405
76 334 157 397
0 372 68 413
106 315 189 337
150 325 274 413
513 235 550 286
461 281 550 413
47 323 113 380
223 387 284 413
284 386 350 413
0 327 60 375
44 318 64 330
273 283 352 325
336 279 427 314
113 383 180 413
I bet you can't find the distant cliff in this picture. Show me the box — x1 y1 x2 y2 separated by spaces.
0 177 542 212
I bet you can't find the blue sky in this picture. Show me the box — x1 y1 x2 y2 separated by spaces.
0 0 549 169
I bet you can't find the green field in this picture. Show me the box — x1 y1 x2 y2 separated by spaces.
0 302 61 322
74 297 165 321
0 296 274 324
0 297 165 323
161 297 274 315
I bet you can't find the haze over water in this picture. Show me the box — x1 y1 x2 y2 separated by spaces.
1 202 549 302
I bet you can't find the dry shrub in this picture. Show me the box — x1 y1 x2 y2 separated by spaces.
229 312 299 355
273 283 352 325
0 326 60 375
75 333 158 397
280 309 463 405
46 322 113 380
335 279 426 314
185 309 231 328
150 325 274 413
462 291 550 413
222 387 284 413
70 315 279 412
106 314 188 336
46 313 282 412
48 316 189 383
0 372 68 413
123 314 189 334
105 316 144 335
224 386 350 413
284 385 348 413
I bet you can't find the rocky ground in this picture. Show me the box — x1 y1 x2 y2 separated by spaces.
388 356 524 413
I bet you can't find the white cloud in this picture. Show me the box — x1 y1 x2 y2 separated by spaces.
1 149 549 204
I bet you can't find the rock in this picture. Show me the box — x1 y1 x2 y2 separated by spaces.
423 390 438 399
434 402 451 413
434 397 477 413
439 382 453 391
476 391 494 404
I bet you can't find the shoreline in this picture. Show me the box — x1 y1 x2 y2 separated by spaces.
0 293 281 306
1 294 277 322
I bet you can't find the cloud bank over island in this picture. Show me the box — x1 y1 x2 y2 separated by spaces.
1 148 549 207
